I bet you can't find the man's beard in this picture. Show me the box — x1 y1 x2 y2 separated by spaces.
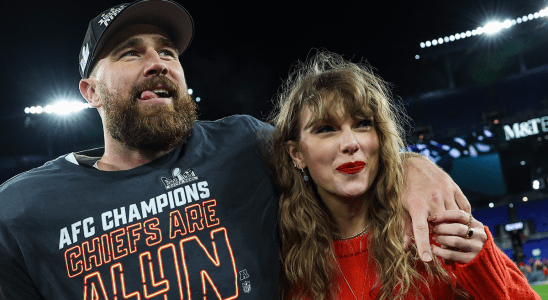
100 77 197 153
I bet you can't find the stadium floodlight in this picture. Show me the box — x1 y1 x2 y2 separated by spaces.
25 100 92 115
483 21 504 34
489 202 494 208
196 97 201 103
533 179 541 190
187 88 193 95
415 55 420 60
419 8 545 48
438 38 443 44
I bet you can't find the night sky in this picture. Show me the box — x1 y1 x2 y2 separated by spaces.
1 0 545 158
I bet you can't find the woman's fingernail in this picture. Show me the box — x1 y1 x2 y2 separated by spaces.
422 252 432 262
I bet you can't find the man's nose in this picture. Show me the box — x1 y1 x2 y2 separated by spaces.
143 50 168 76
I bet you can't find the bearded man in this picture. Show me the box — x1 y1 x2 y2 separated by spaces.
0 0 470 299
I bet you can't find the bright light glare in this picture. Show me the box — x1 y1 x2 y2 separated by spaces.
489 202 494 208
483 21 504 34
25 101 91 115
418 8 546 49
187 88 193 95
533 180 540 189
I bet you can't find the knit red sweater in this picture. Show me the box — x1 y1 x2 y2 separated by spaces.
330 227 540 300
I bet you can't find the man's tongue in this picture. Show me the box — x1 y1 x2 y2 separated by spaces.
140 91 158 100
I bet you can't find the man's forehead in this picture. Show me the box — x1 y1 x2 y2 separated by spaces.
99 24 175 58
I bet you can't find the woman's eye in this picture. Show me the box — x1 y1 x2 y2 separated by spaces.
357 119 373 128
315 125 334 134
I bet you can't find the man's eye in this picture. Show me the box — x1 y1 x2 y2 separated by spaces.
315 125 334 134
159 49 177 57
121 50 138 57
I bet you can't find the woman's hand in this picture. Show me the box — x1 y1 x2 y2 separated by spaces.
428 210 487 264
401 153 471 262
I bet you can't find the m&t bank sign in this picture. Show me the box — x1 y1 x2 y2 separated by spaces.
503 116 548 141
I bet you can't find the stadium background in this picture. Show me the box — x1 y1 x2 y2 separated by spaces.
1 0 548 294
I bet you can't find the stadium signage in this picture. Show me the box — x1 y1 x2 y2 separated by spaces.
503 115 548 141
505 221 523 231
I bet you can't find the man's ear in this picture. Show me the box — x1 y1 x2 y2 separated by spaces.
287 141 306 169
79 77 101 108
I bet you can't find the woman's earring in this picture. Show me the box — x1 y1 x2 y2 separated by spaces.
294 163 309 182
301 168 309 182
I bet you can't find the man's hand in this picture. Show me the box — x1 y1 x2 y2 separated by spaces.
401 153 471 262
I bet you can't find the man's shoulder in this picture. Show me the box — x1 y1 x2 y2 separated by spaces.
196 115 273 132
0 155 68 193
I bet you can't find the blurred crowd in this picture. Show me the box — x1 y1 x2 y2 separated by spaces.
518 258 548 284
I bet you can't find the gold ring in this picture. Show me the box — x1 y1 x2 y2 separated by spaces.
464 213 473 239
466 227 474 238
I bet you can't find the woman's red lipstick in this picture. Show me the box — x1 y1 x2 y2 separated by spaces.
336 161 365 174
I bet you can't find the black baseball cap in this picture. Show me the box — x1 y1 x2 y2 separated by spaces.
79 0 194 78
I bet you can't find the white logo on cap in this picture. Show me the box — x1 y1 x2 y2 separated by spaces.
80 43 90 73
98 5 126 27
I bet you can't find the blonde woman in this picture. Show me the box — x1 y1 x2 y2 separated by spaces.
269 51 538 299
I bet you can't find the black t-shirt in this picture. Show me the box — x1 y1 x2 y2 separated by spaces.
0 115 279 299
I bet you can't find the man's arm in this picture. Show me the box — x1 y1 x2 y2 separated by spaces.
401 152 471 262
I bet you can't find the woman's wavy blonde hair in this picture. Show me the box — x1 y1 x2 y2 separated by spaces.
268 50 463 299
